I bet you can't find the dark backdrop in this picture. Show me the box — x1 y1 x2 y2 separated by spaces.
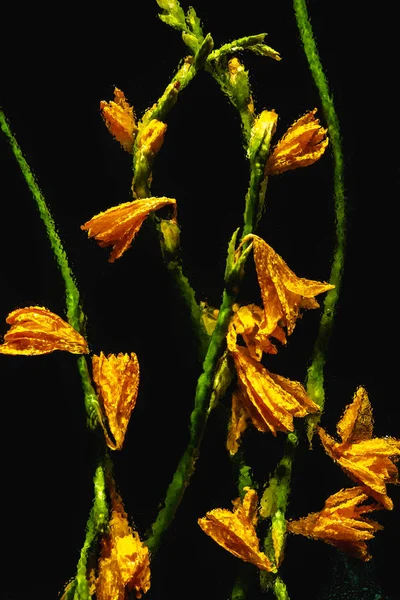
1 1 399 599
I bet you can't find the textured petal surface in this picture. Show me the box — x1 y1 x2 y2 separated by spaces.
0 306 88 355
100 88 137 152
92 352 140 450
198 488 273 571
81 197 177 261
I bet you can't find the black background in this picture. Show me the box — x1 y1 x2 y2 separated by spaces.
1 1 399 599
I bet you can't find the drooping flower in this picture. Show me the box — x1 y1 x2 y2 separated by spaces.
287 486 383 561
248 235 334 336
96 488 150 599
81 196 177 262
228 346 319 444
227 303 286 361
198 487 274 572
92 352 140 450
100 88 137 152
0 306 88 355
265 108 328 175
318 387 400 510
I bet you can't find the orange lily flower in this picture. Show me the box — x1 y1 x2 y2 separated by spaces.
96 489 150 599
242 235 334 336
100 87 137 152
228 303 286 361
198 487 274 572
265 108 328 175
229 346 319 441
287 486 383 561
318 387 400 510
0 306 88 355
81 196 177 262
92 352 140 450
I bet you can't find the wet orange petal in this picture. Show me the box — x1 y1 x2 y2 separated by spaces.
0 306 88 355
252 236 334 335
100 87 137 152
198 488 274 571
266 109 328 175
97 490 150 599
81 197 177 262
233 347 319 436
92 352 140 450
227 387 249 455
319 387 400 510
287 486 383 561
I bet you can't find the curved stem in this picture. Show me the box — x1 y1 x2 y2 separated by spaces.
292 0 346 430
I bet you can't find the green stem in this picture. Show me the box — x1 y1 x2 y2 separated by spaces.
63 462 109 600
292 0 346 428
0 109 101 429
145 287 236 554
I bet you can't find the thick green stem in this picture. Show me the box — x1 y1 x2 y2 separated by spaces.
293 0 346 431
145 288 236 554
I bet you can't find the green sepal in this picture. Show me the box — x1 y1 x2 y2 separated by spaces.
208 34 280 62
157 0 186 31
194 33 214 69
186 6 203 38
182 31 200 53
208 351 234 413
249 43 281 60
224 227 240 282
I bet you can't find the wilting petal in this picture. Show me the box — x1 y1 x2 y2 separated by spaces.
81 197 177 262
319 387 400 510
100 88 137 152
92 352 140 450
232 347 319 436
251 235 334 335
97 490 150 599
198 488 274 572
287 486 383 561
229 304 285 361
0 306 88 355
266 109 328 175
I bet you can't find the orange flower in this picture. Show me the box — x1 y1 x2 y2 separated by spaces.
318 387 400 510
92 352 140 450
100 88 137 152
287 486 383 561
228 346 319 445
96 489 150 599
137 119 167 158
247 235 334 336
227 303 286 361
198 487 274 572
0 306 88 355
265 108 328 175
81 197 177 262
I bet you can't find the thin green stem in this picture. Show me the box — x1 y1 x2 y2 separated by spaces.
0 110 100 428
293 0 346 432
0 109 83 333
63 462 109 600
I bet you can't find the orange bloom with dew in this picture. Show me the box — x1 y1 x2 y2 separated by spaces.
266 108 328 175
287 486 383 561
318 387 400 510
100 87 137 152
96 488 150 599
227 346 319 449
0 306 88 356
228 303 286 361
198 487 274 572
81 197 177 262
92 352 140 450
240 235 334 336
